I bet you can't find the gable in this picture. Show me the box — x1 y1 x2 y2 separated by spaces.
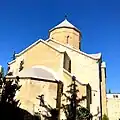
8 40 64 76
15 39 62 57
8 39 64 65
22 41 63 69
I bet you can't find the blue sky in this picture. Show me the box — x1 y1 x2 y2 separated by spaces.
0 0 120 92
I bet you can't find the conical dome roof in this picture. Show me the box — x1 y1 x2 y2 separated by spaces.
49 19 80 32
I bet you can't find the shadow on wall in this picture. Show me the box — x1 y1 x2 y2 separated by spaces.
0 102 41 120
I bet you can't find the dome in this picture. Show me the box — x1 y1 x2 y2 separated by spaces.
49 19 80 33
49 19 82 50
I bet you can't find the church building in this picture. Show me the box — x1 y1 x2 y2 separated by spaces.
6 18 107 120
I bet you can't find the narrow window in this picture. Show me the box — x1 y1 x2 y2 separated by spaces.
63 52 71 73
68 60 71 73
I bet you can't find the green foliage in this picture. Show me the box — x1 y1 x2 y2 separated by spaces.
37 82 63 120
37 76 92 120
38 99 58 120
0 76 21 107
102 114 109 120
1 67 4 78
108 89 111 94
12 51 16 60
0 68 42 120
62 76 92 120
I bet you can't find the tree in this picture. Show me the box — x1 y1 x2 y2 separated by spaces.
0 71 23 120
61 76 92 120
0 74 39 120
12 51 16 60
37 81 63 120
108 89 111 94
102 114 109 120
0 76 21 106
37 94 59 120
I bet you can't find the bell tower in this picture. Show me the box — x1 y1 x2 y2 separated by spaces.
49 18 82 50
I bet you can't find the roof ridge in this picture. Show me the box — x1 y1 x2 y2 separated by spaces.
40 40 64 53
8 39 65 65
49 39 101 60
15 39 41 57
15 39 64 57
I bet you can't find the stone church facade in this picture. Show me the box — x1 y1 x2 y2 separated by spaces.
6 19 107 120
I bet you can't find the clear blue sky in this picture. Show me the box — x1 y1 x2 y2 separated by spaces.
0 0 120 92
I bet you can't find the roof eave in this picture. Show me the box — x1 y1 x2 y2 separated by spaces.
8 59 16 65
5 76 59 83
49 26 81 33
9 38 64 64
50 39 101 60
15 39 42 57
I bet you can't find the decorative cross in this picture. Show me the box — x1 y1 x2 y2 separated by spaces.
65 15 67 19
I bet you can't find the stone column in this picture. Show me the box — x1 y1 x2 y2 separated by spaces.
101 62 108 116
